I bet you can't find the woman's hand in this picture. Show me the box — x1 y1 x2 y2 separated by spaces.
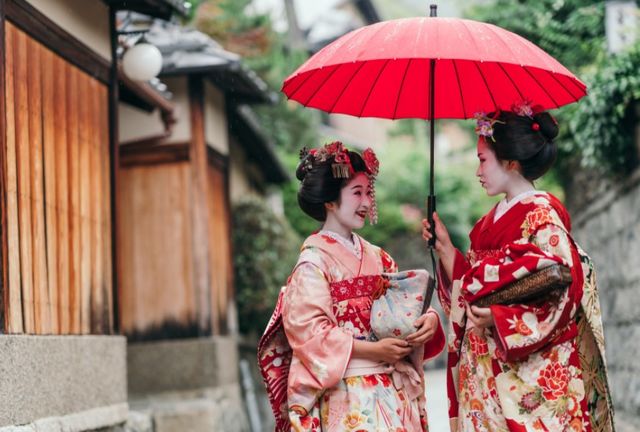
422 212 456 279
406 312 439 347
422 212 453 254
466 304 495 329
352 338 413 363
373 338 414 363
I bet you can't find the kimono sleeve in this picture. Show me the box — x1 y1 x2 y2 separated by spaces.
282 262 354 396
437 249 469 317
487 212 582 362
380 248 398 273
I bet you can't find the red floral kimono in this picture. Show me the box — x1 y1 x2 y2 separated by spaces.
259 231 445 431
438 192 614 432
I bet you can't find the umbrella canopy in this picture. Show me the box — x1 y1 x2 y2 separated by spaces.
282 16 586 119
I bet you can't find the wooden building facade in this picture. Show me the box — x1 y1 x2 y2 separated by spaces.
0 0 285 430
0 0 114 336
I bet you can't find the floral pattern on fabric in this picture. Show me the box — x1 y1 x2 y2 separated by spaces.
290 373 426 432
436 192 614 432
260 232 445 431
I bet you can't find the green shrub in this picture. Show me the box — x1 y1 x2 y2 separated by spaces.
232 197 301 335
569 44 640 175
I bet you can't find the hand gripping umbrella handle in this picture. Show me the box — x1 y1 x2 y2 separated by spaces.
427 194 436 248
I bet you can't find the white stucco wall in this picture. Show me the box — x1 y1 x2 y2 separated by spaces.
204 81 229 155
118 103 166 143
26 0 110 60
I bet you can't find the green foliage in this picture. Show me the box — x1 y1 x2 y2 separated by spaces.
464 0 640 179
232 197 301 335
569 44 640 174
466 0 605 71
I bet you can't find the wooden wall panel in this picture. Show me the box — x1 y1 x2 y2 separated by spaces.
54 58 71 334
67 65 81 334
118 163 196 337
3 22 23 333
79 75 91 334
13 27 35 333
3 23 112 334
207 164 232 335
41 45 59 334
27 37 50 334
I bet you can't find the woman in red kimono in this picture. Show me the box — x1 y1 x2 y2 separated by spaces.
259 142 445 431
423 105 614 432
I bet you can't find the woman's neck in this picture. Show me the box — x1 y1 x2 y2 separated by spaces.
504 175 535 202
321 220 353 242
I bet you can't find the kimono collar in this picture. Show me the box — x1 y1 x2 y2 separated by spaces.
317 229 362 259
494 189 540 222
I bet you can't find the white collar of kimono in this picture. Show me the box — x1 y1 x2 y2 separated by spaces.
494 189 539 222
318 229 362 259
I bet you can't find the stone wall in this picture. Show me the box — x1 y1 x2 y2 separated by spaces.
571 168 640 431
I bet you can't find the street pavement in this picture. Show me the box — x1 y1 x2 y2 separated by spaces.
424 368 449 432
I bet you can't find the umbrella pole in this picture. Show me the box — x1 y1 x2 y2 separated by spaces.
427 5 437 248
424 5 438 309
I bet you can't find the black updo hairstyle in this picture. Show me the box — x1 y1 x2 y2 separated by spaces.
296 148 368 222
486 110 559 181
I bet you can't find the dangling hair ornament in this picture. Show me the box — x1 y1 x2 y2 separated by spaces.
473 110 504 142
363 148 379 225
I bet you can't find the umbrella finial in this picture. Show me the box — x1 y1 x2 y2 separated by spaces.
429 4 437 17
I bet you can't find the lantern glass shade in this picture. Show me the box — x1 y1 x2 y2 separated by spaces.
122 43 163 81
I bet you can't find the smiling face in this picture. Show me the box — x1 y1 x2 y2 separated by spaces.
476 137 515 197
325 172 373 233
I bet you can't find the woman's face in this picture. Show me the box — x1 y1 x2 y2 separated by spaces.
327 172 373 231
476 137 513 196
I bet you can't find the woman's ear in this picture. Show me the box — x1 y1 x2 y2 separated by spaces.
324 202 336 212
506 160 522 172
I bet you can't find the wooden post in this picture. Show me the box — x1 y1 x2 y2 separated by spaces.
188 75 212 336
0 0 7 333
108 6 119 334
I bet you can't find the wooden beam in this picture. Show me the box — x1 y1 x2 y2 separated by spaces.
120 142 190 167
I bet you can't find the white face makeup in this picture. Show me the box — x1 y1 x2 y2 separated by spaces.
475 137 516 197
325 172 373 234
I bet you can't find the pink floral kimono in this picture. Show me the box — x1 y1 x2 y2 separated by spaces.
259 231 445 431
438 192 615 432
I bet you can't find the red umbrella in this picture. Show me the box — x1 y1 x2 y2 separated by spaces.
282 5 587 245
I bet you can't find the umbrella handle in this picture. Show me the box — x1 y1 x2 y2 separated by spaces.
427 194 436 248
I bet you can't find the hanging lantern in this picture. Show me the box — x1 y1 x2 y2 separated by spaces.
122 43 163 81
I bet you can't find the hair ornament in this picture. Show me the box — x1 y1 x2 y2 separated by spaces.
474 111 504 141
306 141 354 179
532 122 540 131
362 148 380 225
511 99 534 118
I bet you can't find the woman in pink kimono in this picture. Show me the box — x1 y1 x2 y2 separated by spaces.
259 142 445 431
423 105 614 432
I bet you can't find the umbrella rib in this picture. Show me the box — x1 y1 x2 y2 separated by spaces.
496 62 525 101
549 71 585 101
358 59 390 117
328 61 367 113
523 67 562 108
392 59 412 119
473 62 498 111
285 69 320 101
452 59 467 118
302 65 341 106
